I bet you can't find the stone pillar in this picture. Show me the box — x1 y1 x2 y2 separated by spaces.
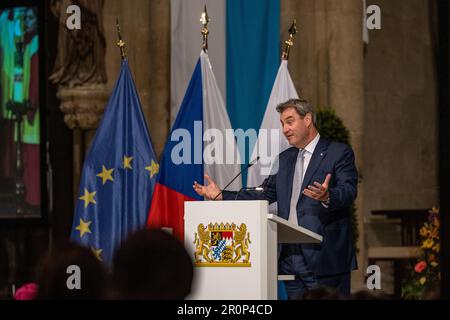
57 86 109 194
50 0 110 199
282 0 331 108
147 0 171 157
103 0 170 158
327 0 365 290
282 0 366 290
57 86 109 130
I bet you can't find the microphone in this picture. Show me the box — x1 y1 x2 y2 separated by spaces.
234 186 264 200
213 156 260 200
234 170 273 200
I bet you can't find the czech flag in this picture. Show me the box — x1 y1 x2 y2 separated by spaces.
147 51 242 241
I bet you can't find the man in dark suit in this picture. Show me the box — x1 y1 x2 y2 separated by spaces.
193 98 358 299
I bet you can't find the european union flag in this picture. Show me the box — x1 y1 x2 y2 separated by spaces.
70 59 158 266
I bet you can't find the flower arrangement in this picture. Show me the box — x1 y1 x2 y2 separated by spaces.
401 207 440 299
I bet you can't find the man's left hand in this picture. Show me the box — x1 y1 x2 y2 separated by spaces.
303 174 332 202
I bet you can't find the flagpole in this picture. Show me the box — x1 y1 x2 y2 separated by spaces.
282 19 297 60
200 5 210 52
116 17 127 60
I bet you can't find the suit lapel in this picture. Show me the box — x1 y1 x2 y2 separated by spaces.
299 138 329 201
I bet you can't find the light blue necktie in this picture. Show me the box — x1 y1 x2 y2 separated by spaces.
288 149 305 225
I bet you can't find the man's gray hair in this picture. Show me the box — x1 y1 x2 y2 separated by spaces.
276 98 316 124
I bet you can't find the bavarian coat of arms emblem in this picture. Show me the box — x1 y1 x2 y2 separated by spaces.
193 222 251 267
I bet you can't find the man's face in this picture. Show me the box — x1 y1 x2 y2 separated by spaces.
280 107 312 148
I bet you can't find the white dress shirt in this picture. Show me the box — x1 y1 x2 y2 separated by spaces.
299 133 320 180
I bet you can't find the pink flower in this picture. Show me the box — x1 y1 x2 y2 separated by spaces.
14 283 38 300
415 261 427 273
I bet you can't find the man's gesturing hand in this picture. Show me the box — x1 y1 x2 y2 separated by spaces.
303 174 331 203
193 173 222 200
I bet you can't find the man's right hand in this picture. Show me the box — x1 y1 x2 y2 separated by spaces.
193 173 223 200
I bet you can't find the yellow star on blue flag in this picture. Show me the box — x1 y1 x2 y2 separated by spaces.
91 247 103 262
123 156 133 169
97 165 114 185
75 218 92 238
145 160 159 178
79 188 97 208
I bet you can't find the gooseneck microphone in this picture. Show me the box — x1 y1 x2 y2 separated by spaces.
234 186 265 201
212 156 260 200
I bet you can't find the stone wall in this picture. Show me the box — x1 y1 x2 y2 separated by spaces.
363 0 438 294
364 0 438 242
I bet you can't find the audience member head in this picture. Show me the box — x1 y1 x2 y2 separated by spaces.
350 289 391 300
112 228 194 299
298 286 344 300
35 243 107 300
14 283 38 300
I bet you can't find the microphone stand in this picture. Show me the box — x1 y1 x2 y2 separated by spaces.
213 156 260 200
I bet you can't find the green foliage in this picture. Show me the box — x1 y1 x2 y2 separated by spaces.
401 279 425 300
315 107 359 250
315 108 351 145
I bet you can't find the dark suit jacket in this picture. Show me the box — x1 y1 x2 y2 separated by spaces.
223 137 358 276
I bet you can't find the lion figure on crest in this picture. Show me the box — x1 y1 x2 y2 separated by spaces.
193 223 212 263
232 223 251 263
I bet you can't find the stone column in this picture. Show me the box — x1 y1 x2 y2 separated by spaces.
282 0 331 108
282 0 366 290
56 86 109 194
327 0 365 290
50 0 109 198
147 0 171 157
103 0 170 158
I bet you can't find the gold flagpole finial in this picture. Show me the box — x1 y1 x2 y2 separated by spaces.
200 5 211 52
282 19 297 60
116 17 126 60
